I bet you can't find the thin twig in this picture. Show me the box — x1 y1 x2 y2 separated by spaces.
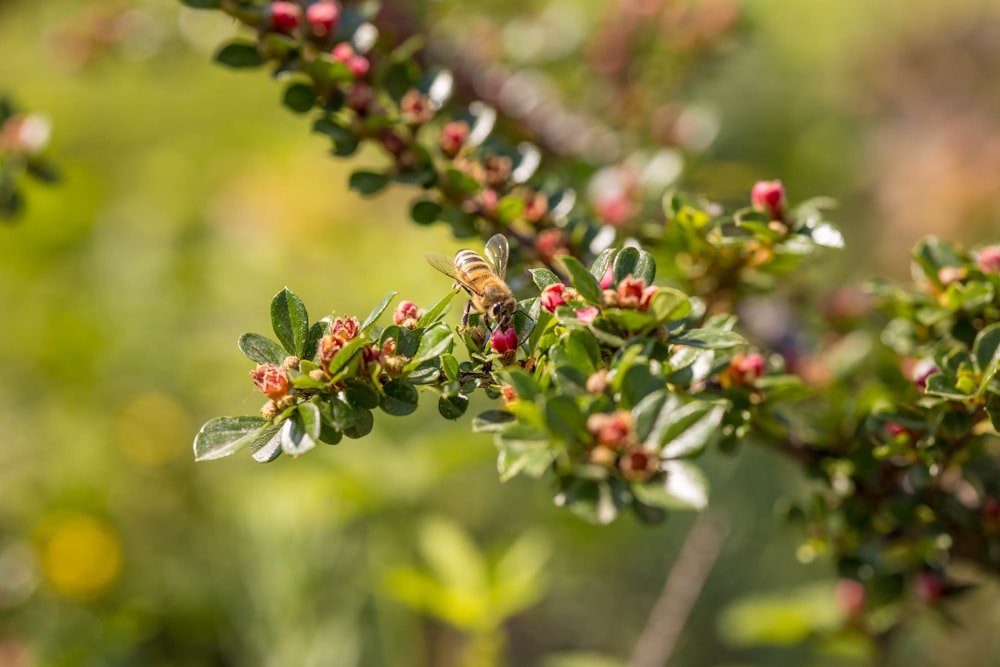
629 512 730 667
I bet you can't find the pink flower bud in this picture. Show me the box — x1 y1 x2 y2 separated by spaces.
330 316 359 342
439 121 469 158
978 246 1000 274
587 410 634 449
400 90 433 125
600 266 614 289
751 180 786 220
306 0 340 38
537 229 570 264
347 55 370 78
834 579 866 618
595 194 633 226
540 283 568 313
575 306 599 324
723 353 766 387
269 1 302 33
913 360 938 391
523 191 549 224
331 42 354 62
250 363 290 401
490 326 519 354
393 300 423 328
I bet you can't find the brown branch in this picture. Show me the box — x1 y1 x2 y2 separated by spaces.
629 512 729 667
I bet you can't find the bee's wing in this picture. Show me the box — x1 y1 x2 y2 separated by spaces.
483 234 510 280
425 252 483 295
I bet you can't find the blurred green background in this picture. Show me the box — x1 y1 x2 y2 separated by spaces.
3 1 1000 665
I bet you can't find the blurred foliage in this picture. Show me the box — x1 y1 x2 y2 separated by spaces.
4 1 1000 666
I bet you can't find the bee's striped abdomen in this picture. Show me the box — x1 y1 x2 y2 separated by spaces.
454 250 493 288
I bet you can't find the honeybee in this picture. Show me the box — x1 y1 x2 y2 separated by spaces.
425 233 517 332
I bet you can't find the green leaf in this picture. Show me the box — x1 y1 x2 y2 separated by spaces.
349 170 391 196
620 365 663 409
302 320 328 361
633 250 656 284
497 196 525 224
283 82 316 114
924 373 973 401
408 323 454 369
238 332 286 365
417 290 457 328
503 368 541 401
648 288 691 324
345 379 379 409
193 416 267 462
313 117 359 156
559 256 603 304
497 438 556 481
297 402 322 441
381 325 417 357
590 248 615 282
361 290 398 332
632 390 667 443
343 408 374 438
319 423 342 445
544 395 587 442
555 479 627 525
657 401 726 458
214 41 264 69
473 410 515 433
438 394 468 420
381 379 419 416
631 461 708 510
563 329 600 373
411 199 442 225
271 288 309 356
326 338 365 378
530 268 562 291
179 0 222 7
249 425 282 463
974 323 1000 397
280 415 317 456
612 247 639 283
671 328 745 349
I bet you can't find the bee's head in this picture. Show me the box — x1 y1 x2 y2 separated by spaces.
492 297 518 328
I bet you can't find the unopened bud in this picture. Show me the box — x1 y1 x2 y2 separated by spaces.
269 1 302 33
751 179 786 220
400 90 434 125
540 283 568 313
282 355 300 371
977 246 1000 274
306 0 340 38
251 363 290 401
439 121 469 158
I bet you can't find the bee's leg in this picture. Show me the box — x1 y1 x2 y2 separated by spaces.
459 300 472 333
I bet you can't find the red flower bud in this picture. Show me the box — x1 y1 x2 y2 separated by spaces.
393 300 423 328
269 1 302 33
523 191 549 224
978 246 1000 274
751 180 786 220
306 0 340 38
490 326 519 354
723 353 767 387
540 283 568 313
587 410 635 449
250 363 290 401
575 306 599 324
439 121 469 158
616 275 657 312
619 446 659 482
330 316 359 342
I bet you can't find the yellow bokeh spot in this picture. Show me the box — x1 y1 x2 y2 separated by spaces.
115 392 190 466
40 515 121 600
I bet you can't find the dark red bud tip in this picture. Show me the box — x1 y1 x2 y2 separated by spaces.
269 1 302 33
751 180 786 219
306 1 340 37
490 326 518 354
914 572 946 603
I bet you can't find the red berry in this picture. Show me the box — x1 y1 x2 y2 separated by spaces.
751 180 786 220
270 1 302 33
